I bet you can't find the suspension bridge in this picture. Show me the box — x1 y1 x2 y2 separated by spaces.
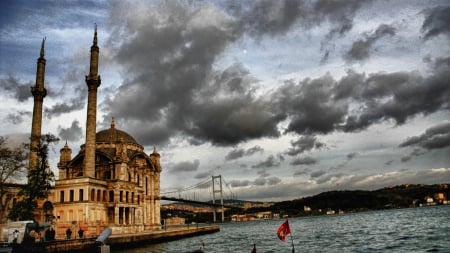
160 175 238 222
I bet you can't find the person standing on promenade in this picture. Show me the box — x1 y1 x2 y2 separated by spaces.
65 228 72 239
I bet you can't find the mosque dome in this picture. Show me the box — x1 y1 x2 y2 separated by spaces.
95 118 139 146
96 128 138 145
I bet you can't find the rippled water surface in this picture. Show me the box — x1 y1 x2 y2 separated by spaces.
114 205 450 252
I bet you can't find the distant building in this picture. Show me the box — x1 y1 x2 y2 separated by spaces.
434 193 445 203
164 217 185 226
231 211 278 221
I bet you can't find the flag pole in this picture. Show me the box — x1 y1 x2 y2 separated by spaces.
288 219 295 253
290 232 295 253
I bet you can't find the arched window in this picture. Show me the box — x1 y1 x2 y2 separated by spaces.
43 201 54 222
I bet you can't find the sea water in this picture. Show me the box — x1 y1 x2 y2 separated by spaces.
113 205 450 252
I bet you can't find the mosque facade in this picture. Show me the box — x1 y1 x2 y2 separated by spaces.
24 27 162 237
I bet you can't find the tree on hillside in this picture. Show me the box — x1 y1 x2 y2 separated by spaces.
0 136 28 223
8 134 59 221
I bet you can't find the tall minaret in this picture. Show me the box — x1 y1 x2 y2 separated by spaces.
84 25 101 177
29 38 47 170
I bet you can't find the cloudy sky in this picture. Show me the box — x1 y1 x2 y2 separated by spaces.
1 0 450 202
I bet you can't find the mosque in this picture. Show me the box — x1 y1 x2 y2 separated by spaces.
23 26 162 237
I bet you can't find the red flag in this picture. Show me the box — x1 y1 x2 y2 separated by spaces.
276 219 291 242
251 244 256 253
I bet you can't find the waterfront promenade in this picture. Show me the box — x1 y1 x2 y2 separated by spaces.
12 224 220 253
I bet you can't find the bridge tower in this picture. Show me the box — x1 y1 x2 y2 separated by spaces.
212 175 224 222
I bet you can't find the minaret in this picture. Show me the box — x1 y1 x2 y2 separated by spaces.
29 38 47 170
57 141 72 180
84 25 101 177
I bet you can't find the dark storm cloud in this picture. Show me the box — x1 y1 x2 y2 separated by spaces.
194 171 210 179
271 57 450 135
347 152 358 160
252 155 280 168
399 122 450 150
0 75 32 102
253 178 267 186
286 135 325 156
293 169 309 177
228 0 368 38
225 145 264 161
5 111 31 124
57 120 83 142
339 58 450 132
183 64 282 145
314 0 369 37
422 5 450 39
225 149 245 161
237 0 307 37
272 76 348 135
251 175 282 186
400 148 425 163
256 168 270 178
315 0 371 61
290 156 317 166
45 98 85 119
267 176 281 185
169 159 200 173
45 75 86 118
103 1 450 148
247 145 264 155
102 0 375 147
310 170 326 178
315 172 346 184
229 179 251 187
345 24 396 61
105 2 282 146
229 0 372 65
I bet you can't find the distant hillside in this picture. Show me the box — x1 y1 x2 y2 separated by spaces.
270 184 449 216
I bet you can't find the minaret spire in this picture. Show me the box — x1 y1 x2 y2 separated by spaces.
93 23 97 46
40 37 46 58
84 25 101 177
29 37 47 171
